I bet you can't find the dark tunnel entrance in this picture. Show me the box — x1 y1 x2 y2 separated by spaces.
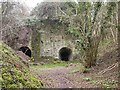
59 47 72 61
18 46 31 57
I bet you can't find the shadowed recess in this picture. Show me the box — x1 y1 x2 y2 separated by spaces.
59 47 72 61
18 46 31 57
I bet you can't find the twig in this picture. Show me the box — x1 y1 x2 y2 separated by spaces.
58 7 67 15
98 63 118 75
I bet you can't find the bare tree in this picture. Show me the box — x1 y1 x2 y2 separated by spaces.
1 0 29 49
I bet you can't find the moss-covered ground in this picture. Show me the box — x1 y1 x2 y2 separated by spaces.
0 41 43 88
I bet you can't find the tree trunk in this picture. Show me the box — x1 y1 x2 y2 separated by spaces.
83 36 100 68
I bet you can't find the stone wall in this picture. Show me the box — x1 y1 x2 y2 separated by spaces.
13 19 77 61
40 31 76 60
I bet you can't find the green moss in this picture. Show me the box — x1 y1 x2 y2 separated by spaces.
31 30 41 62
0 41 43 88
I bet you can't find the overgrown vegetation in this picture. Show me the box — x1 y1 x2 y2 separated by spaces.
29 2 118 68
0 42 43 88
0 0 118 88
1 1 118 68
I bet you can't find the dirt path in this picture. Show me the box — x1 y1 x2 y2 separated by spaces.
31 65 96 88
31 60 118 88
38 67 75 88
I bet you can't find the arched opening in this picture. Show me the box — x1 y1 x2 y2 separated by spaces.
18 46 31 57
59 47 72 61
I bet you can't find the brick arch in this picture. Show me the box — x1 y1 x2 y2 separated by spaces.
59 47 72 61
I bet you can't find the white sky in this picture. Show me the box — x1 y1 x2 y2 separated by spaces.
20 0 44 8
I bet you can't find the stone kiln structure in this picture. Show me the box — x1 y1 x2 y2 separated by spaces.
16 19 77 61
